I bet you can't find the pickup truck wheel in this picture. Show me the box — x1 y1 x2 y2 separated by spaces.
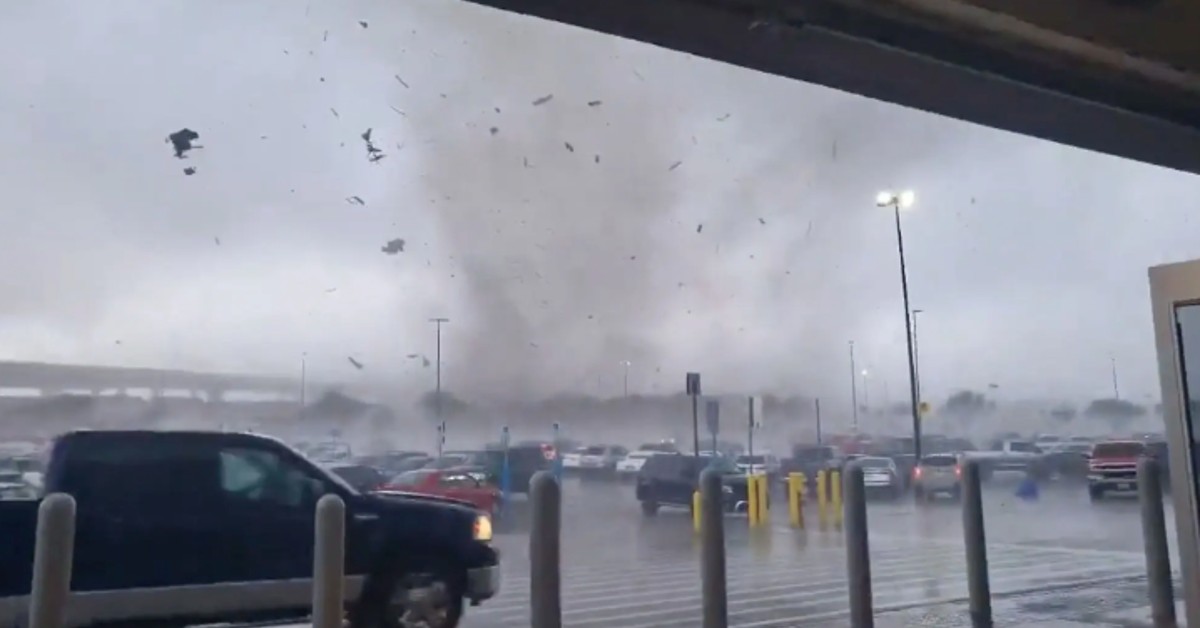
640 500 660 517
392 568 465 628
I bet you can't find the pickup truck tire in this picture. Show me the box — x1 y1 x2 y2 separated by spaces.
641 500 660 517
352 560 466 628
1088 485 1105 502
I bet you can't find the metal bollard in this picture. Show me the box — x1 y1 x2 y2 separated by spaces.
788 472 806 528
530 471 562 628
313 494 346 628
843 465 873 628
961 460 992 628
29 493 76 628
832 470 844 528
817 470 829 527
700 469 728 628
1138 457 1176 628
693 490 703 534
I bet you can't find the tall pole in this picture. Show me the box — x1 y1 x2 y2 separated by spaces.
621 360 631 398
912 309 924 404
849 341 859 431
299 353 307 410
430 318 449 449
861 371 870 413
890 201 923 462
1111 356 1121 400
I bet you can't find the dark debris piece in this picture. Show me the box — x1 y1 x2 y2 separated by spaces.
532 94 554 106
182 167 196 176
668 161 682 171
594 154 600 163
490 127 499 135
358 20 368 28
394 75 409 88
346 196 366 205
564 142 574 152
381 238 406 255
361 128 385 162
587 100 602 107
696 224 703 233
758 217 766 225
347 356 364 370
167 128 200 158
717 113 731 121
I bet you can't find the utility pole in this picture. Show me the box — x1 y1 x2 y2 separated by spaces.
430 318 449 453
1111 356 1121 400
849 341 859 431
620 360 631 398
299 353 307 411
877 190 923 462
912 309 924 404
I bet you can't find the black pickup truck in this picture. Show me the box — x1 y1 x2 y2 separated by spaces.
0 430 499 628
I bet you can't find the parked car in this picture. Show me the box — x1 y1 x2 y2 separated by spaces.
635 454 750 516
734 453 781 481
855 456 902 499
0 430 499 628
326 463 388 493
615 450 656 480
966 440 1045 480
354 451 429 475
912 453 962 500
1087 439 1168 500
381 468 502 515
780 444 841 493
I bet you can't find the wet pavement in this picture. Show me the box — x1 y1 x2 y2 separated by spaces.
463 476 1183 627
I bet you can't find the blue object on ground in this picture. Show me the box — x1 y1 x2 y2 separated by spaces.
1015 476 1039 501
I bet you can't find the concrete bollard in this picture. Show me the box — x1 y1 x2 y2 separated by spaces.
961 460 992 628
700 468 728 628
530 471 562 628
788 472 806 528
312 494 346 628
1137 457 1176 628
29 493 76 628
843 465 873 628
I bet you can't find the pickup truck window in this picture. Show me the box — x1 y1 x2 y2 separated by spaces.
440 473 480 488
219 447 317 509
1009 442 1040 453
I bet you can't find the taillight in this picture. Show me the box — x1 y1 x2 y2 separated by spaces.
913 467 922 479
542 445 556 461
954 465 961 477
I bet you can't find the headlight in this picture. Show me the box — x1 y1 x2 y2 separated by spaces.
474 514 493 542
722 485 733 494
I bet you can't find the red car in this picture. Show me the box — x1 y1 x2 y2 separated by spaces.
379 467 502 514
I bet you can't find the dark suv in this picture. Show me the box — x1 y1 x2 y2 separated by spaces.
635 454 748 516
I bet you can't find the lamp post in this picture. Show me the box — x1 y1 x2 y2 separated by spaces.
620 360 632 398
876 189 922 461
912 309 925 405
849 341 859 431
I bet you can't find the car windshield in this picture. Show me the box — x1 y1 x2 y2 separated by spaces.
583 446 607 455
1093 442 1146 457
389 470 434 487
736 455 766 464
704 456 740 474
859 458 893 469
921 455 957 467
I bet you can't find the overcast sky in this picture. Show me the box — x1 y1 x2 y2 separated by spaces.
1 0 1198 406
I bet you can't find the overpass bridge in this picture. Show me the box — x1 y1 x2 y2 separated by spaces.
462 0 1200 174
0 360 309 399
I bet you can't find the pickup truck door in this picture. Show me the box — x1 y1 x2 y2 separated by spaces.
217 447 317 584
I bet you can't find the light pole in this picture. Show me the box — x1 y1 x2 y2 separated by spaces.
877 189 922 461
861 369 871 413
299 353 307 408
620 360 631 398
912 309 925 405
849 341 859 431
1111 356 1121 400
430 317 449 454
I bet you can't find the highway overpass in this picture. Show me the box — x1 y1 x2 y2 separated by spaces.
0 360 306 399
461 0 1200 174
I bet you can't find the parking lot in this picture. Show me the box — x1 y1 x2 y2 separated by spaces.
464 475 1178 627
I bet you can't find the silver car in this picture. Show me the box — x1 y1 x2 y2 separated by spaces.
856 457 901 499
913 453 962 500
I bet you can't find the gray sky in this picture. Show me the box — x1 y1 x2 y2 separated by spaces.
1 0 1198 406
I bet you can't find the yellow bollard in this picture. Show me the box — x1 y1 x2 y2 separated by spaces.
756 473 770 524
831 470 843 528
788 472 806 528
693 490 703 534
746 475 760 525
816 470 828 527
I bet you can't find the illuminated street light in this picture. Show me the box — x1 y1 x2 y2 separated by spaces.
875 189 923 463
876 190 916 209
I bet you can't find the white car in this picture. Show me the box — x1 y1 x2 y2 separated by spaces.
616 451 656 477
577 445 628 471
561 447 587 470
735 453 781 478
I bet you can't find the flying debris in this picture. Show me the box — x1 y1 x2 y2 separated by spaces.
394 75 409 88
381 238 405 255
345 196 366 206
213 237 221 246
668 161 682 171
167 128 200 158
696 223 703 233
330 108 339 118
532 94 554 106
358 20 368 28
758 217 766 225
717 113 731 121
564 142 574 152
361 128 385 162
182 167 196 176
347 357 364 370
594 155 600 163
587 100 602 107
490 127 499 135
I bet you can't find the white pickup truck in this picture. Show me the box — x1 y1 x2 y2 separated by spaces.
963 439 1046 480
